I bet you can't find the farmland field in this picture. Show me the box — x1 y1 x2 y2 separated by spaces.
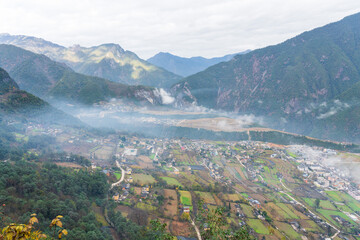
136 202 157 211
275 221 301 239
317 209 357 227
277 203 300 219
247 219 269 235
240 204 254 218
161 177 183 187
179 190 192 206
132 174 156 185
195 191 217 205
164 189 178 217
114 171 122 180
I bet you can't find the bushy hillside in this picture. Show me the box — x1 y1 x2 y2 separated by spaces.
172 12 360 142
0 45 164 106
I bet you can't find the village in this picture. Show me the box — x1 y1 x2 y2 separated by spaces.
12 120 360 239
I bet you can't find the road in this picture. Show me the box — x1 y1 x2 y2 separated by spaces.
279 179 340 239
110 161 125 190
190 218 202 240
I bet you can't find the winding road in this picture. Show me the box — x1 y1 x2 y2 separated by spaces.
110 161 125 190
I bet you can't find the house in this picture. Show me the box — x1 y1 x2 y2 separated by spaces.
203 223 210 231
112 192 120 201
183 206 190 213
144 185 150 192
141 192 148 199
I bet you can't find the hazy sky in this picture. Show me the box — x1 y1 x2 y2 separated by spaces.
1 0 360 59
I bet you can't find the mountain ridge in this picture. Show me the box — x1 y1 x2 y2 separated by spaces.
147 50 250 77
171 12 360 142
0 34 182 88
0 44 164 106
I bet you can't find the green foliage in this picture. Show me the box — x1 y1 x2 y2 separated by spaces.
0 161 110 239
196 200 255 240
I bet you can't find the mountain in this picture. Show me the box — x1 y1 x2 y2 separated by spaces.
147 51 250 77
0 44 163 106
0 67 83 126
172 12 360 142
0 34 182 88
0 68 18 93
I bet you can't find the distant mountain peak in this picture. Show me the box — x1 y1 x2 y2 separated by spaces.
147 51 250 77
0 34 181 88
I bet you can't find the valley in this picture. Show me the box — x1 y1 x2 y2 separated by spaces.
3 117 359 239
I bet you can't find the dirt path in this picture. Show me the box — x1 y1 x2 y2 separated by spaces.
190 218 202 240
110 161 125 190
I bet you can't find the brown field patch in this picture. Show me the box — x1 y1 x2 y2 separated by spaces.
115 205 133 218
138 155 152 162
170 221 194 237
55 162 83 168
163 189 178 218
235 167 246 180
134 187 142 196
213 194 223 206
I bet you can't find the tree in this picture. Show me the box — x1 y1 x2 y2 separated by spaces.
315 199 320 209
0 214 67 240
196 200 254 240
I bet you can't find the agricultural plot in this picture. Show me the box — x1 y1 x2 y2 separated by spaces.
195 191 217 205
132 174 156 185
325 191 360 212
246 219 269 235
114 171 122 180
275 221 301 239
136 202 157 212
222 194 242 202
179 190 192 206
164 189 178 217
317 209 357 227
240 204 254 218
299 220 323 233
94 146 114 160
277 203 300 219
161 177 183 187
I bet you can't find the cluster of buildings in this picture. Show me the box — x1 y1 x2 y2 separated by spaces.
292 146 360 200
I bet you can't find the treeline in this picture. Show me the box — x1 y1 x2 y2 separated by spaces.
0 161 110 239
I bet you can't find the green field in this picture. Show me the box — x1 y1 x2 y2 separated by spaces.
161 177 183 187
275 222 301 239
132 174 156 185
317 209 356 227
304 198 336 210
114 171 122 180
287 151 297 158
179 190 192 206
277 203 299 219
247 219 269 235
325 191 360 212
240 204 254 218
195 191 217 205
136 202 157 211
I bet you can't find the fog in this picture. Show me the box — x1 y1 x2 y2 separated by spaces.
290 145 360 184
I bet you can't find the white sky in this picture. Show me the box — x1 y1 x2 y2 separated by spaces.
0 0 360 59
